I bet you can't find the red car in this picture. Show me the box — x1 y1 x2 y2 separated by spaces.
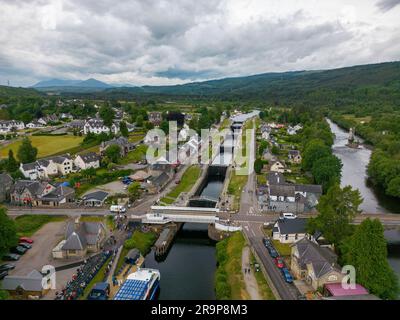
19 237 34 244
274 257 285 269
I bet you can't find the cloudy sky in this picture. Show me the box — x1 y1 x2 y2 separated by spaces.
0 0 400 87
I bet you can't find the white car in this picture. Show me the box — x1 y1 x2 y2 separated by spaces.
110 205 126 213
281 212 297 219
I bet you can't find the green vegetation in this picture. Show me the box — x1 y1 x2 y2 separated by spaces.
0 208 17 258
227 172 248 211
119 144 148 164
0 135 84 159
0 290 9 300
250 253 276 300
341 219 399 300
14 215 66 237
161 166 201 203
124 230 157 256
215 232 249 300
271 240 291 257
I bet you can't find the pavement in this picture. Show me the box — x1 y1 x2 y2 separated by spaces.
242 246 261 300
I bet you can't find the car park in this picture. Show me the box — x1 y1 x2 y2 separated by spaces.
0 264 15 272
19 237 34 244
281 268 294 283
274 257 285 269
2 253 20 261
11 246 28 255
18 242 32 250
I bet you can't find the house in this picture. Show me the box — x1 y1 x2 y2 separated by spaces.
295 184 323 211
74 152 101 170
148 161 175 178
54 220 106 258
270 160 289 173
26 121 45 129
19 159 59 180
83 118 119 135
148 112 162 126
60 113 73 120
38 115 59 126
67 120 85 131
267 172 285 185
51 155 75 176
146 172 170 193
1 270 49 299
82 191 109 207
322 283 380 300
10 180 75 207
272 218 308 243
130 170 150 182
291 238 344 291
288 150 302 164
100 136 135 157
0 173 13 202
0 120 25 133
268 183 305 213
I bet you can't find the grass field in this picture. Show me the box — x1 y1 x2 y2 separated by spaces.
215 232 249 300
227 171 248 211
250 252 276 300
119 144 148 164
160 165 201 204
272 240 292 256
15 215 67 237
0 135 84 159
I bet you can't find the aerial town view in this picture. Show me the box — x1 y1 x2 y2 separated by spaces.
0 0 399 314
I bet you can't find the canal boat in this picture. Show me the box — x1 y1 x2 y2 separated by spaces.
346 127 360 149
113 268 160 300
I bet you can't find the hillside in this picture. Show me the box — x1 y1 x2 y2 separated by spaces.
33 78 113 92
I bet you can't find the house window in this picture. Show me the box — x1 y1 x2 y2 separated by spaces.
295 234 298 240
285 234 288 240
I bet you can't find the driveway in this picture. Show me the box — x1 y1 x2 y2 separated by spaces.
9 221 67 276
85 180 128 196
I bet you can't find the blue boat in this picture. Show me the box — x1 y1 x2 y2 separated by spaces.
114 268 160 300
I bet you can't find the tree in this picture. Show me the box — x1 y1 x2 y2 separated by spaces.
127 182 141 201
99 104 115 128
135 115 144 127
311 155 342 192
160 120 169 134
271 145 280 155
0 290 9 300
254 158 263 174
0 208 17 258
104 144 121 163
6 149 19 173
341 219 399 300
302 139 331 171
387 177 400 197
119 121 129 137
307 184 362 248
17 137 38 163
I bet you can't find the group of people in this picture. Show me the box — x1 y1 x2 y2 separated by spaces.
54 251 112 300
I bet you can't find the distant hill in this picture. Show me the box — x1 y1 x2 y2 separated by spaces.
0 85 42 99
32 78 113 92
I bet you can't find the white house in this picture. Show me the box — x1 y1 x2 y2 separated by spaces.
0 120 25 133
270 160 288 173
83 119 119 135
51 155 75 176
20 159 59 180
26 121 45 129
74 152 101 170
272 218 308 243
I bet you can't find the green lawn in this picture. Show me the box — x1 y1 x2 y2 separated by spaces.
165 165 201 200
124 230 157 256
15 215 67 237
227 172 248 211
215 232 249 300
128 134 145 143
272 240 292 256
250 252 276 300
0 135 84 159
119 145 148 164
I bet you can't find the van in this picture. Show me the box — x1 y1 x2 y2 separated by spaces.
87 282 110 300
282 213 297 219
110 205 126 213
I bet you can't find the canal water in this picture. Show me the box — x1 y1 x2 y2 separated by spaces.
199 176 225 201
144 223 216 300
327 119 400 294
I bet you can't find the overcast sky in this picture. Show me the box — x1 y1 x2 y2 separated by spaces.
1 0 399 87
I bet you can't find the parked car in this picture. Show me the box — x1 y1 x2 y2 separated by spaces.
267 247 279 258
87 282 110 300
281 268 294 283
280 213 297 220
18 243 32 250
2 253 20 261
263 237 272 248
274 257 285 269
0 264 15 272
110 205 126 213
0 270 8 280
19 237 34 244
254 263 260 272
11 246 27 255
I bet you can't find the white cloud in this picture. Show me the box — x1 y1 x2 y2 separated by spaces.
0 0 399 87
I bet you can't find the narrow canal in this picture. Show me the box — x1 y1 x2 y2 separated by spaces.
327 118 400 294
144 223 216 300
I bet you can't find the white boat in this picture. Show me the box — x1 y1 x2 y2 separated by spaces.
114 268 160 300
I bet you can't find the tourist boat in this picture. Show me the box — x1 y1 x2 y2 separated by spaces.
113 268 160 300
346 128 360 149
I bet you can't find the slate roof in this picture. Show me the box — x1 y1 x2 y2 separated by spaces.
267 172 285 185
149 172 170 187
1 270 44 292
0 173 13 186
288 150 301 157
11 180 52 197
77 152 100 163
275 218 307 235
293 238 340 278
62 221 104 251
269 184 295 197
41 185 75 201
295 184 323 194
82 190 109 202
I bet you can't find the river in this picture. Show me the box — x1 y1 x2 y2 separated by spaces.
144 223 216 300
327 118 400 294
